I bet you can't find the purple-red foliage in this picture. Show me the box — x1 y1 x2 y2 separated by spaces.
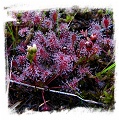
9 10 114 94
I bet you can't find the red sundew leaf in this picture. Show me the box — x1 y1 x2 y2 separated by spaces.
39 48 49 59
52 12 57 23
12 60 18 67
80 30 88 37
104 18 109 28
90 33 98 42
59 55 64 60
33 15 42 24
11 73 16 80
71 34 77 41
85 40 93 50
79 39 86 49
18 56 26 65
43 18 53 29
19 47 26 53
71 33 77 45
40 70 52 81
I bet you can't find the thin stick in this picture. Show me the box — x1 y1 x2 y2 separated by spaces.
6 56 14 92
10 80 105 106
10 101 22 110
39 100 50 108
68 8 81 29
45 74 59 85
24 28 34 45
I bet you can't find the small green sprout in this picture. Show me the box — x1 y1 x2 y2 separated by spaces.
27 44 37 63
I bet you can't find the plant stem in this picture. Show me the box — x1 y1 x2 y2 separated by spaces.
45 74 59 85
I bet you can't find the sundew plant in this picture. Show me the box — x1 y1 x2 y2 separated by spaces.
5 7 115 113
